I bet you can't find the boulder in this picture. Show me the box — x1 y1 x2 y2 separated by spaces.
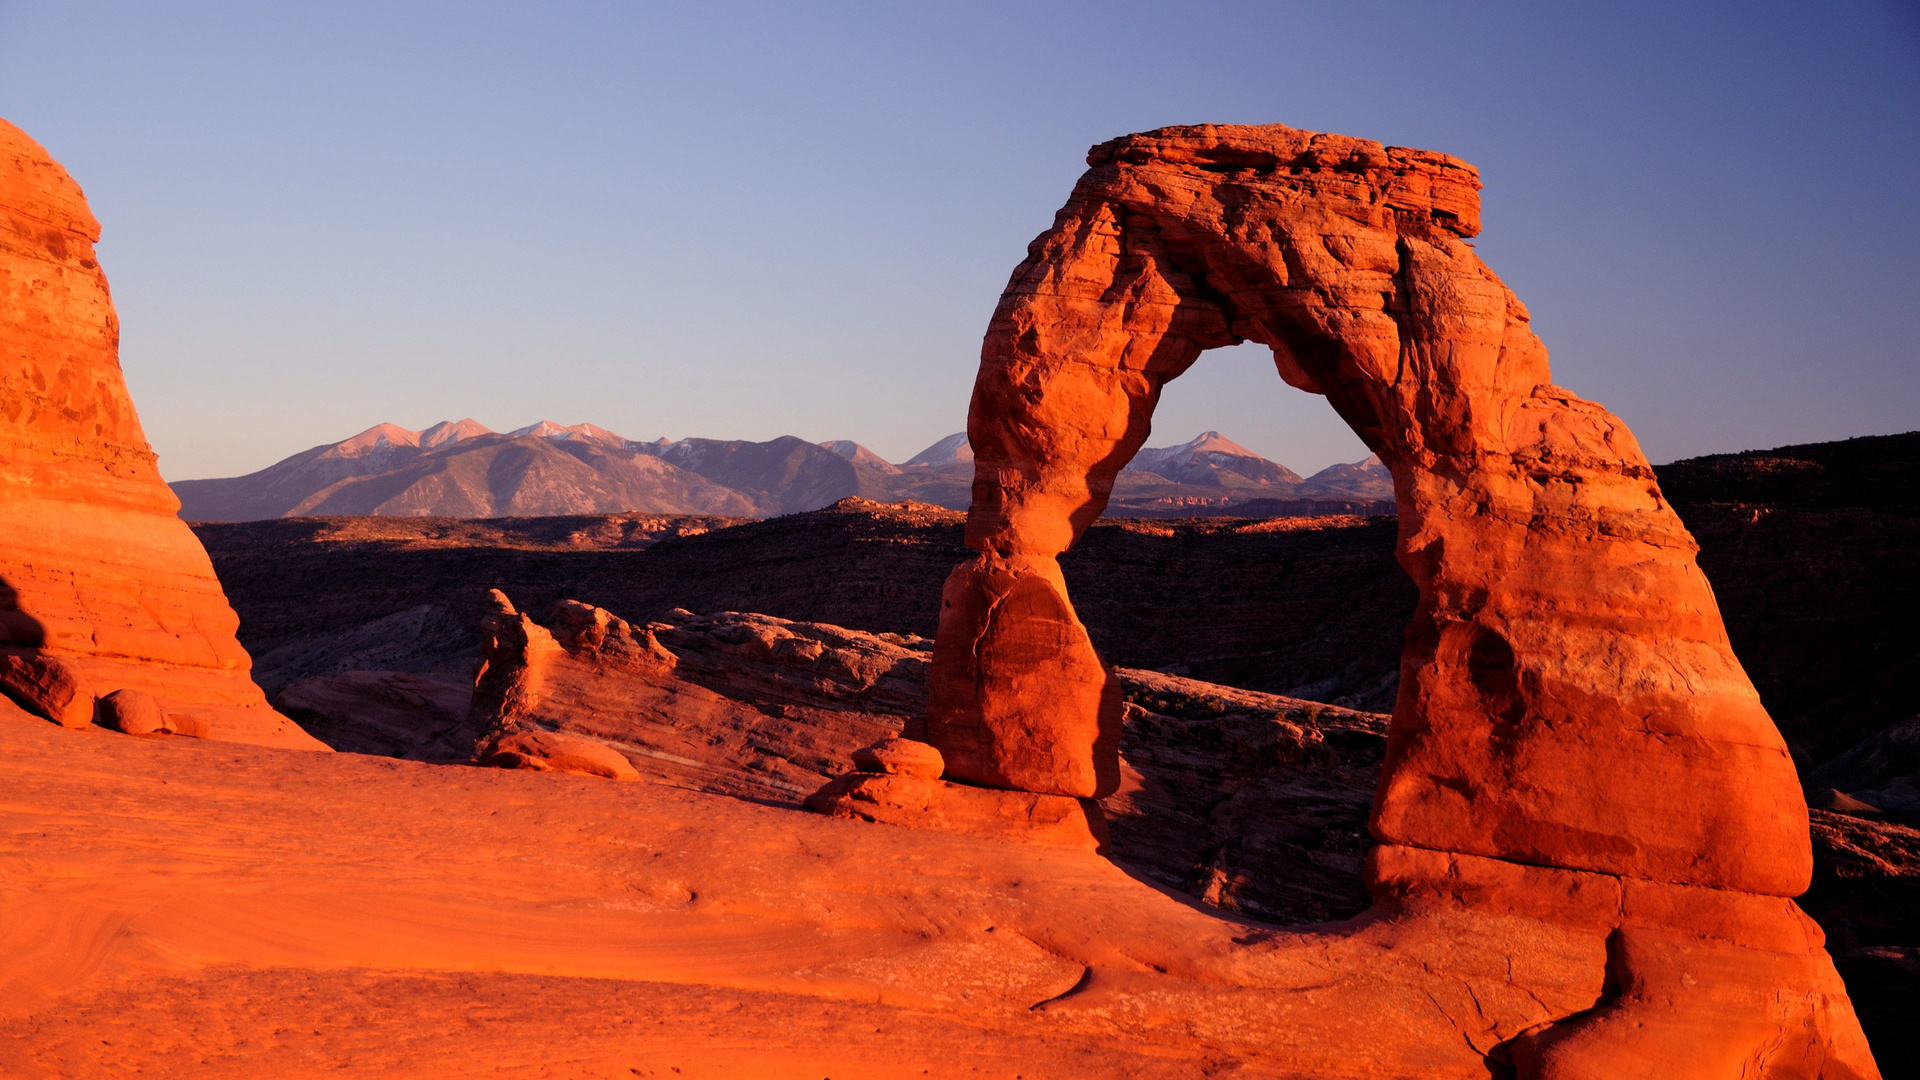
479 729 639 781
0 119 322 751
0 653 93 728
98 687 167 735
805 772 1107 852
852 736 944 779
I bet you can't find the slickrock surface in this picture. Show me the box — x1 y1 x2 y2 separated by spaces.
0 708 1799 1079
0 119 318 749
180 475 1917 1064
168 576 1920 1067
287 595 1395 927
927 123 1874 1075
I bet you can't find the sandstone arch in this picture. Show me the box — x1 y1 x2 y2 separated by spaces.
927 124 1877 1076
0 119 321 749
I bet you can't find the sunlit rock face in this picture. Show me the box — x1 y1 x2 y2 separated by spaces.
928 123 1878 1076
0 119 320 749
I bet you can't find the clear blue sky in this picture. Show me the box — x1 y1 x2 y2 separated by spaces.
2 2 1915 479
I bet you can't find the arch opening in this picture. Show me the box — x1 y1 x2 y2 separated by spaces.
926 121 1806 894
917 123 1879 1075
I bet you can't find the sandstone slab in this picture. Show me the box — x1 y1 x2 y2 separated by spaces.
480 729 640 781
805 771 1108 852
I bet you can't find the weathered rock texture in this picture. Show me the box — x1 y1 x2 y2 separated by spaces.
0 119 319 749
927 123 1875 1076
807 768 1109 852
464 595 915 799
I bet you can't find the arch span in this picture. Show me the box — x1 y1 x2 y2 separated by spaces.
925 124 1877 1076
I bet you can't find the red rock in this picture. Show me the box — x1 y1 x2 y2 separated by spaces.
547 599 678 669
933 121 1806 893
98 687 166 735
469 589 566 726
467 597 912 801
804 772 1108 852
0 641 1886 1077
0 653 93 728
480 729 640 781
926 122 1874 1077
928 554 1121 797
852 736 944 779
0 119 322 751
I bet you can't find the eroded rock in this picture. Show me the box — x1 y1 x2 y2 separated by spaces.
466 597 908 798
923 122 1874 1077
0 653 93 728
805 771 1107 852
98 687 167 735
0 119 321 751
480 729 640 781
654 608 930 718
852 736 944 779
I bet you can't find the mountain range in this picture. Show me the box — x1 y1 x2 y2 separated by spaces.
169 422 1395 521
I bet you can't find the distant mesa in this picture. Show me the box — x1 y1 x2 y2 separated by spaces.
171 422 1392 522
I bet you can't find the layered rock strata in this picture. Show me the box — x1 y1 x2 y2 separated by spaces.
925 123 1875 1076
465 595 913 797
0 119 319 749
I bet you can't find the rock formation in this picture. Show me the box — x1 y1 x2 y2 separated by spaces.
0 119 320 749
808 733 1110 851
925 123 1877 1076
463 595 917 796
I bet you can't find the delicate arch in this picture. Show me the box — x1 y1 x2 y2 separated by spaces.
927 124 1808 897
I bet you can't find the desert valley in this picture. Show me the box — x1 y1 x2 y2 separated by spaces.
3 41 1917 1080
